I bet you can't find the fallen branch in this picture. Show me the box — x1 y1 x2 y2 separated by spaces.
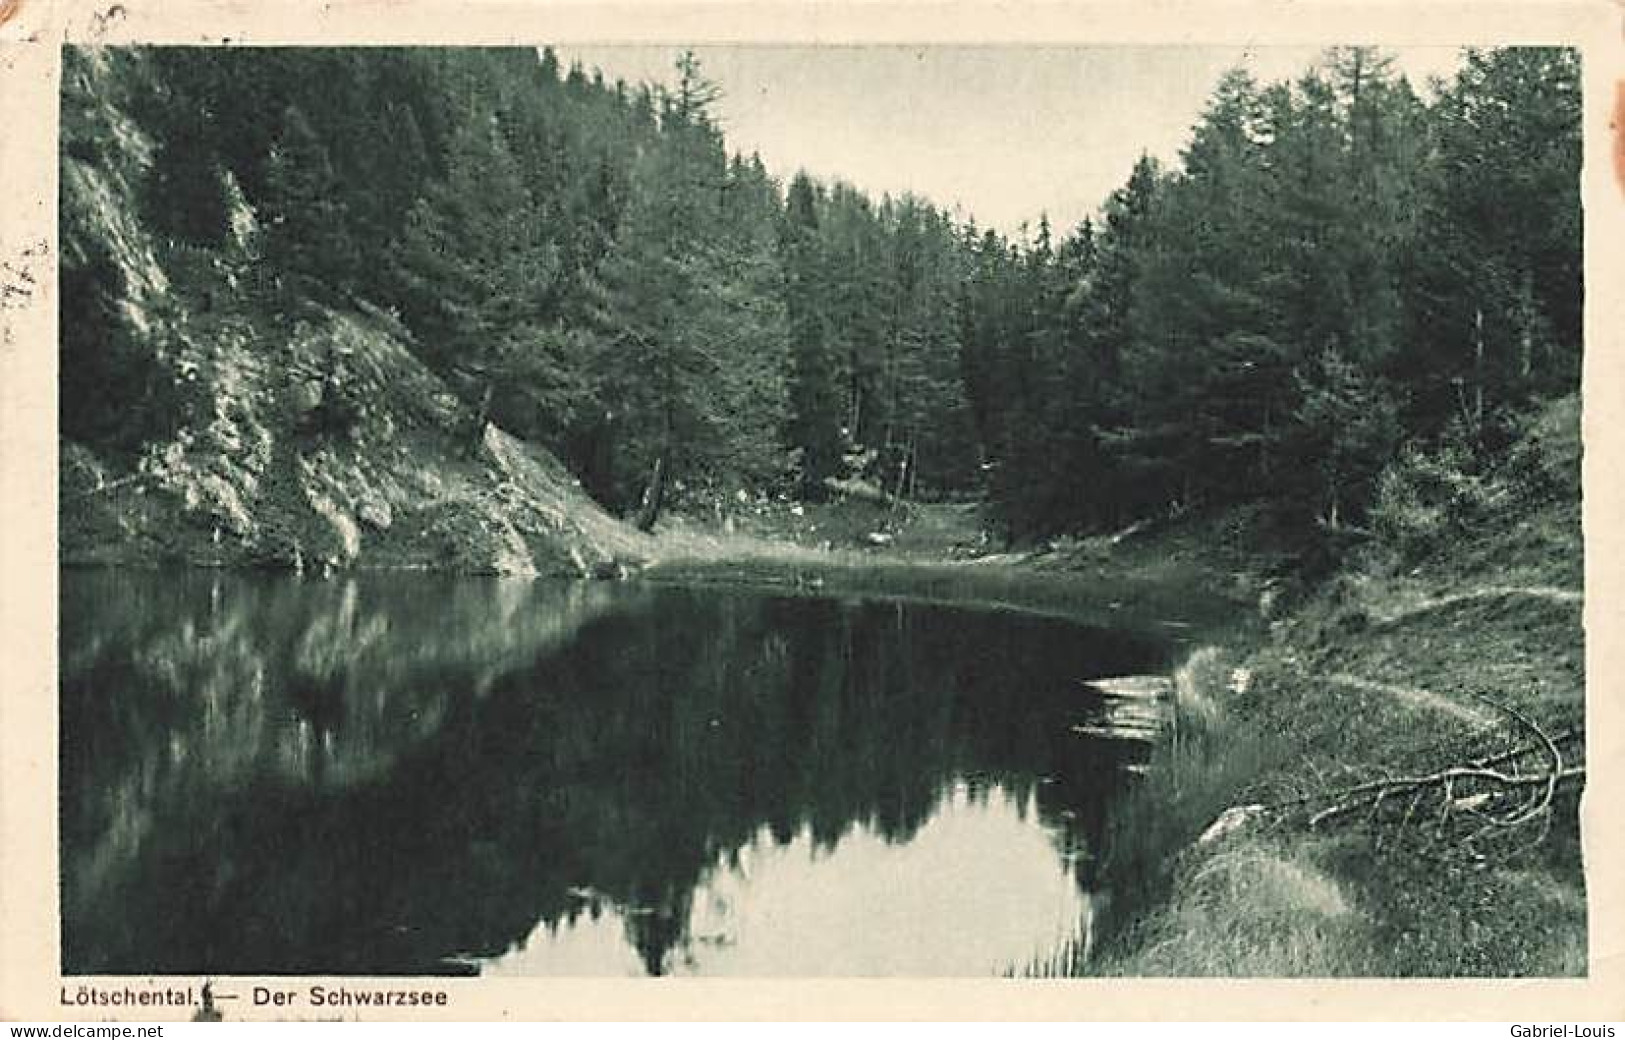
1460 690 1564 827
1307 764 1585 829
1254 691 1583 852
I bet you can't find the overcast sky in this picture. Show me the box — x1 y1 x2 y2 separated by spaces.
554 45 1466 236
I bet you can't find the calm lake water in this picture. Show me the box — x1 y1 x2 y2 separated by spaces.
60 569 1177 976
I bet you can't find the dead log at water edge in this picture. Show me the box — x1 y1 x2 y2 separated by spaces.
1072 675 1175 742
1083 675 1174 700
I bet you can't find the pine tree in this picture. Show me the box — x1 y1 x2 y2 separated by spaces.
591 53 792 517
261 104 358 299
781 172 846 495
400 108 577 445
1405 47 1581 447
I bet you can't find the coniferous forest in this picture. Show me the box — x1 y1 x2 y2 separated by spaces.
61 45 1581 554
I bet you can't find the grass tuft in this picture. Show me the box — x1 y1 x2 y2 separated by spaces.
1102 837 1372 977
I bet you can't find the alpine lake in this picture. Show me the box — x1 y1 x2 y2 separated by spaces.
60 566 1230 977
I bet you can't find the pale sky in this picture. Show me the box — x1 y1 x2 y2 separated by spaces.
555 45 1466 236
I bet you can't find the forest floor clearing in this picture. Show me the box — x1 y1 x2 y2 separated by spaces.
641 492 1273 640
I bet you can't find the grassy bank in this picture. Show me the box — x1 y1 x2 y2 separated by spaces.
640 492 1280 655
642 550 1253 654
1085 485 1585 977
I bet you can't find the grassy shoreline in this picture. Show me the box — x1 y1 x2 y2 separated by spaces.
1088 502 1584 977
641 551 1256 652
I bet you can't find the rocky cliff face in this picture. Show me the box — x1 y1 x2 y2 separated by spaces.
59 49 646 577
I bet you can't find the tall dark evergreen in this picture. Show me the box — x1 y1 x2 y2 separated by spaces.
261 104 357 299
590 53 792 517
781 172 845 496
1404 47 1582 449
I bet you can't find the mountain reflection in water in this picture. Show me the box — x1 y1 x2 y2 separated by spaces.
60 569 1170 976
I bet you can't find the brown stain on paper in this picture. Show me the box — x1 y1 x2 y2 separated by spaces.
1615 79 1625 201
0 0 21 30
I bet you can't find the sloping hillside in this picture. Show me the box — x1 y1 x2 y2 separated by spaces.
1089 396 1586 978
59 48 647 577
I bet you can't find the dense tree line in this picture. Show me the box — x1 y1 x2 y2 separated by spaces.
62 45 1580 545
969 48 1580 542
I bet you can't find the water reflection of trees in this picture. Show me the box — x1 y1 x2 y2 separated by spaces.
61 572 1164 975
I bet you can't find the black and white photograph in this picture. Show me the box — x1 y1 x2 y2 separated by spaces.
7 1 1609 1012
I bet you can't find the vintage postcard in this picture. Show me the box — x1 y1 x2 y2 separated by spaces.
2 0 1622 1022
